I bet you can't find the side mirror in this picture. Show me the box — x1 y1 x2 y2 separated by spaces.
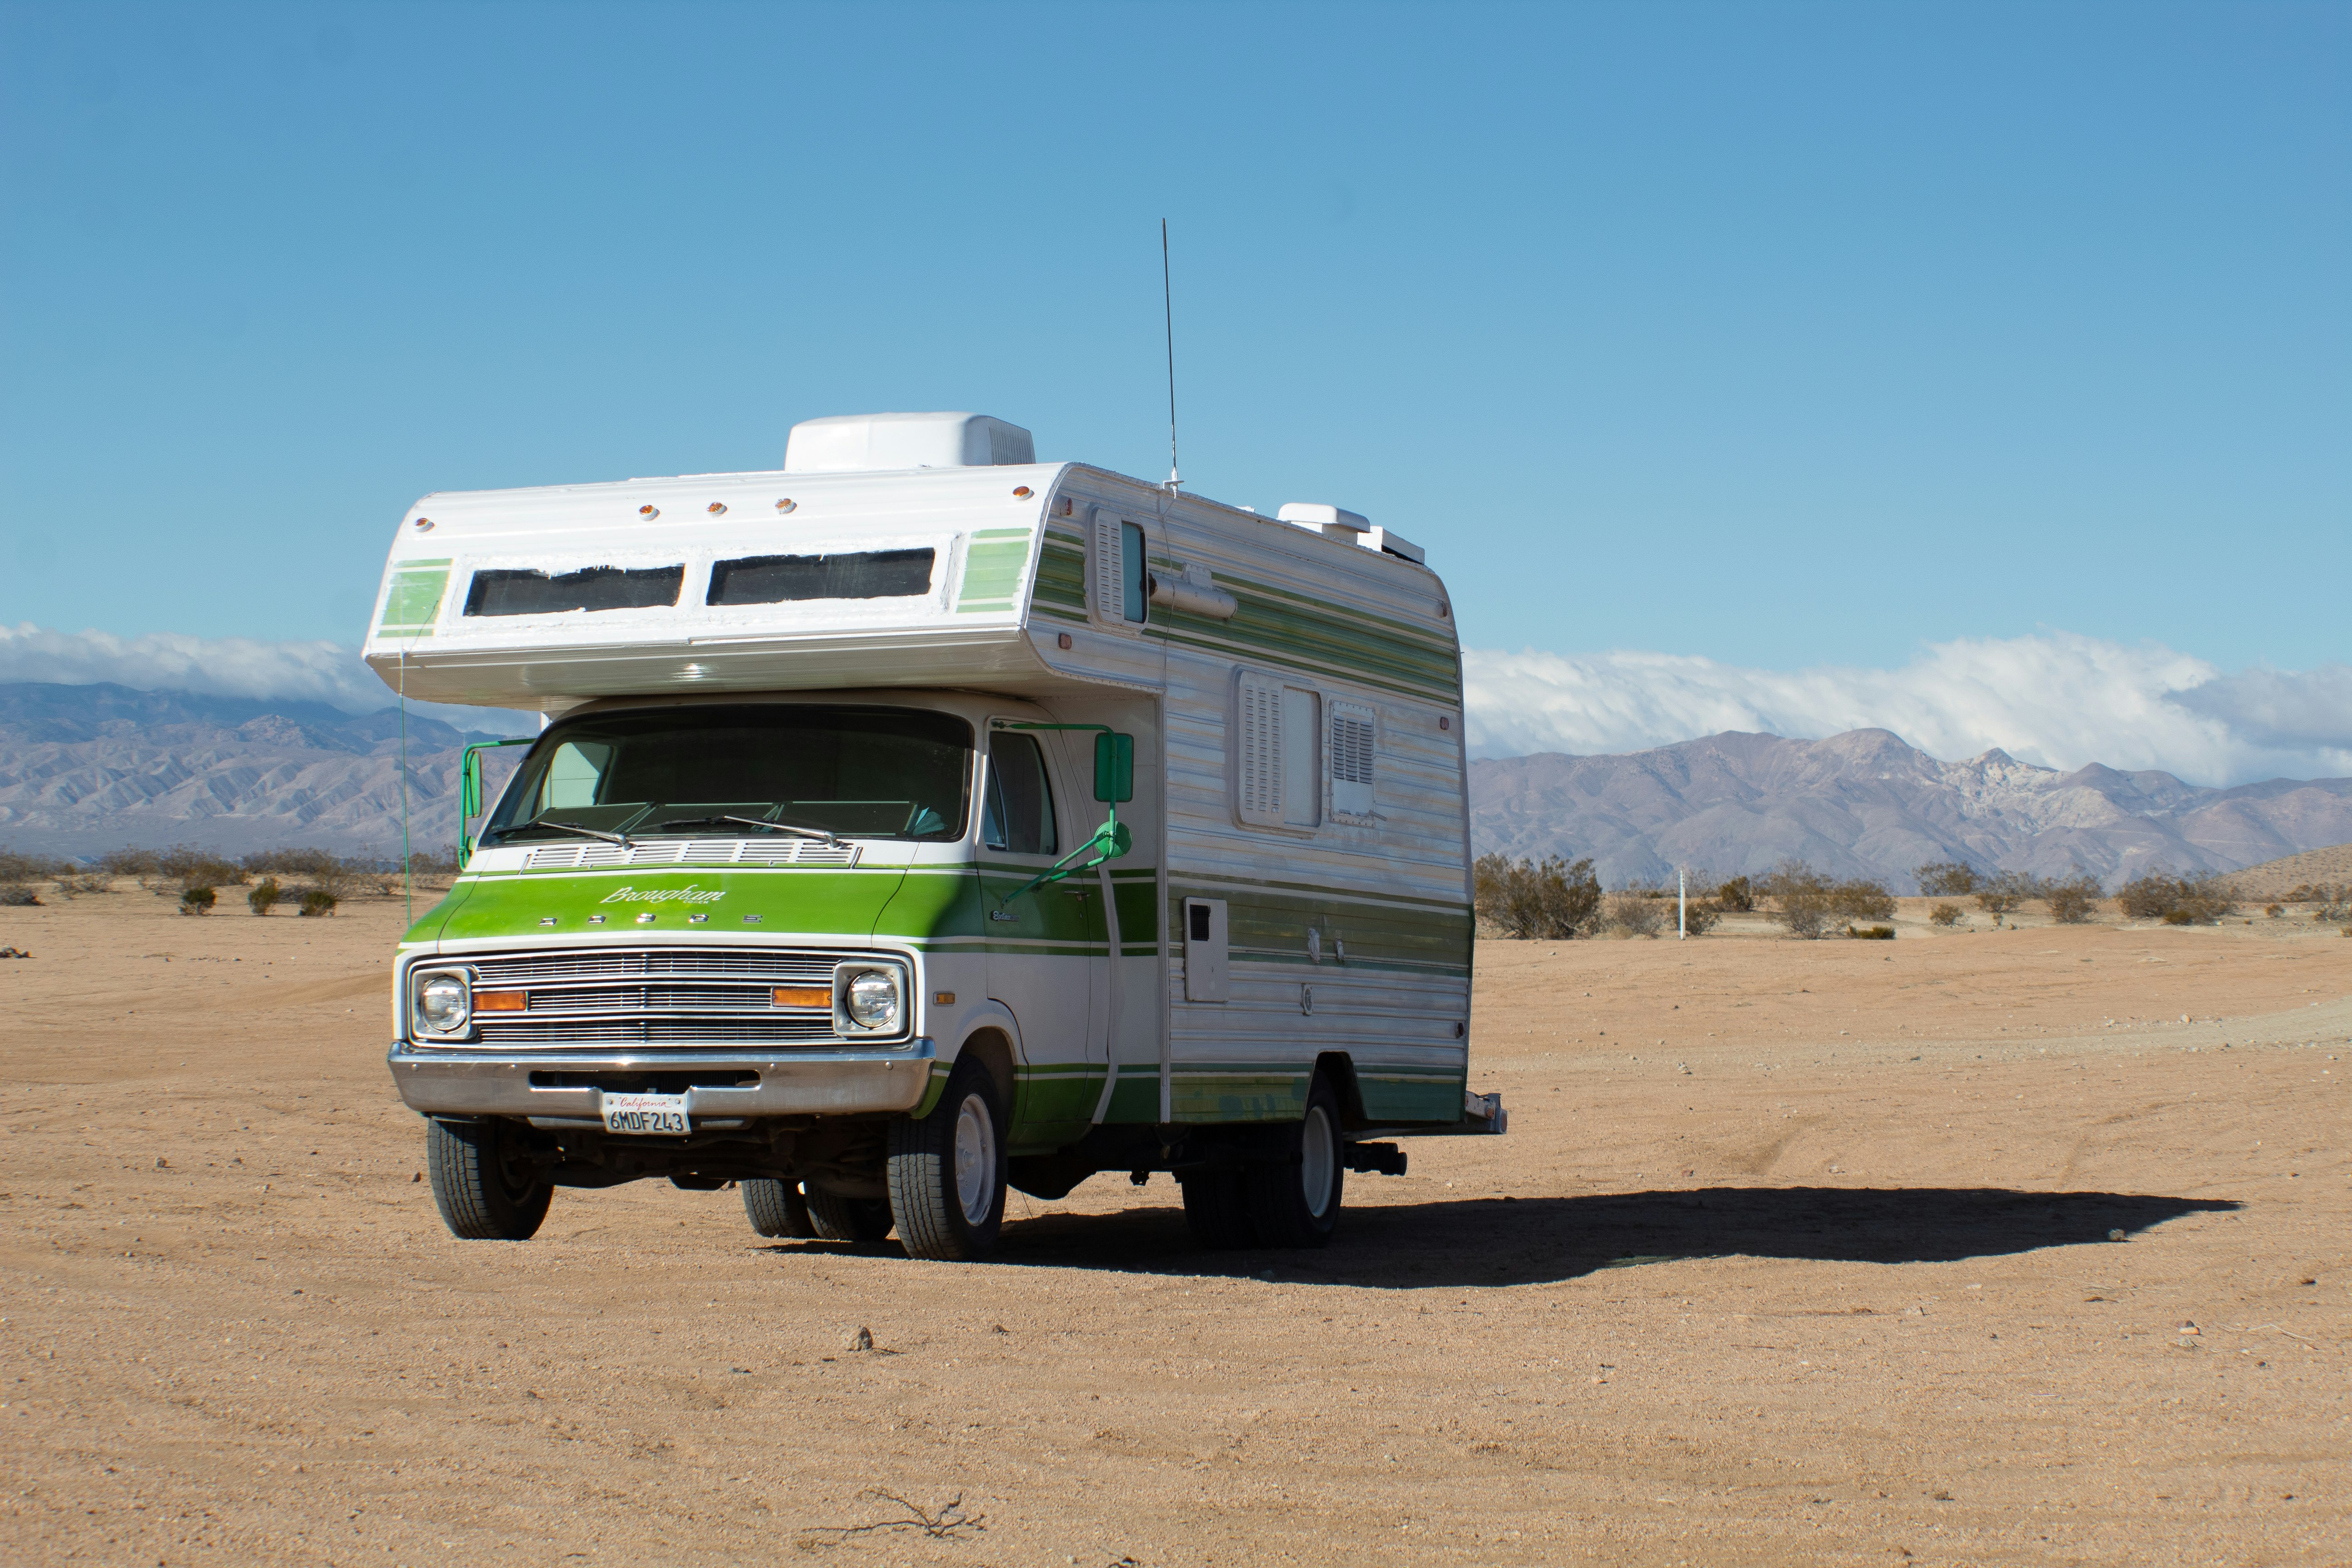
1094 731 1134 804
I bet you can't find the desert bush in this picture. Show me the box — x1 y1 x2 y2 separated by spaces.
1681 900 1722 936
1605 891 1666 938
2042 870 2102 925
1473 853 1603 939
2117 868 2236 925
159 843 246 891
298 889 338 917
1715 875 1755 912
1830 878 1896 922
243 847 368 899
1913 861 1981 897
1847 924 1896 940
96 848 164 882
1928 902 1965 927
0 847 65 882
0 882 41 906
179 886 216 914
1974 870 2037 914
248 878 282 916
1764 862 1834 939
2265 904 2283 918
56 872 113 896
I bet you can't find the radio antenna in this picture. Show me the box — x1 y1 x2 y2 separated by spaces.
1161 218 1181 492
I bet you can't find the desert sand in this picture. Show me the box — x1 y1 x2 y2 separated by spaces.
1 887 2344 1566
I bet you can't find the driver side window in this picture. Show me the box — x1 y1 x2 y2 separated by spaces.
981 734 1058 856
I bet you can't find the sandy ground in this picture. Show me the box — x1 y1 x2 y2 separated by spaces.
1 888 2345 1567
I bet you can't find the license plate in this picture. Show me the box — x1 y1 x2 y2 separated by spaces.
602 1092 691 1136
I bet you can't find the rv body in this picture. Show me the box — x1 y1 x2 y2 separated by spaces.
366 412 1497 1257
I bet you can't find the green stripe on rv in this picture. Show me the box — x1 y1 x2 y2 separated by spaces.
956 535 1032 613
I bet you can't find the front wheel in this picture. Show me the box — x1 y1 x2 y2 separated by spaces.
887 1057 1008 1260
426 1118 551 1241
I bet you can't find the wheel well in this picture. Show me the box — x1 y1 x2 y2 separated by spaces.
958 1028 1017 1109
1314 1051 1367 1128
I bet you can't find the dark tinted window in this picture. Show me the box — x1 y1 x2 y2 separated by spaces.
465 565 684 617
707 549 936 606
980 733 1057 856
483 706 972 843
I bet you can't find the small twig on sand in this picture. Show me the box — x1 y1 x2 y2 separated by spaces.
802 1490 986 1544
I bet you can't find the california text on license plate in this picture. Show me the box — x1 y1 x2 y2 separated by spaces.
602 1093 691 1135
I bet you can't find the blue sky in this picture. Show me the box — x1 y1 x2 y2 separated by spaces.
2 2 2346 778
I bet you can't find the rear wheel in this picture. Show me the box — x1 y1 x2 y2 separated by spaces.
426 1118 551 1241
887 1057 1008 1260
741 1178 814 1238
1179 1167 1256 1250
804 1187 896 1243
1243 1074 1345 1249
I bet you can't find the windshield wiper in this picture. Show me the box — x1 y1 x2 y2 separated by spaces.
500 816 632 848
644 813 845 848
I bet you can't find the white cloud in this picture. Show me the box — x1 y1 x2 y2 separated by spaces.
1464 633 2352 786
0 624 533 733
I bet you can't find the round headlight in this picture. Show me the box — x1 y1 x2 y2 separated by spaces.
845 970 901 1030
416 973 470 1033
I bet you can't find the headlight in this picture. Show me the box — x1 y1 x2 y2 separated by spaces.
413 971 472 1035
837 966 904 1034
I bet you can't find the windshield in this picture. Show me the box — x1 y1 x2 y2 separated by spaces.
482 705 973 844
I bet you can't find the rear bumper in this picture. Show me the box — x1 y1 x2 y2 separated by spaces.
386 1038 936 1124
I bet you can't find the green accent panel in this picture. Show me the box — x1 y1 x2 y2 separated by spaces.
956 537 1031 612
1010 1063 1105 1147
1105 1068 1161 1123
972 527 1033 538
1169 884 1472 976
434 865 912 942
873 865 985 942
1034 540 1088 611
1357 1072 1467 1124
1140 561 1462 702
379 566 451 632
1169 1068 1309 1122
1112 877 1160 944
400 879 477 946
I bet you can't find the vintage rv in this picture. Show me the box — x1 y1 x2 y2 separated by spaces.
366 412 1499 1260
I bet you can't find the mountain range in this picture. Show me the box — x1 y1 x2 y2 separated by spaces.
1470 729 2352 891
0 683 520 862
5 684 2350 886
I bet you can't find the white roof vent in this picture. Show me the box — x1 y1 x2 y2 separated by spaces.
1276 501 1424 565
784 412 1035 474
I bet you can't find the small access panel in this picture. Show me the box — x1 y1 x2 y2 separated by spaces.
1183 897 1229 1002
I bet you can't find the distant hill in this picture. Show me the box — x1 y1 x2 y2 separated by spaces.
2217 843 2352 901
1470 729 2352 891
0 682 524 861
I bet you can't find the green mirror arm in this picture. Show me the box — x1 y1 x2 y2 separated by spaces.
999 815 1132 906
458 737 537 859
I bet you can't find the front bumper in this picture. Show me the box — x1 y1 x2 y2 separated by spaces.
386 1038 936 1125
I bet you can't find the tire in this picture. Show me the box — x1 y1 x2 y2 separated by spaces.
886 1056 1008 1260
1179 1167 1257 1250
1243 1073 1345 1249
804 1186 895 1243
426 1118 551 1241
741 1178 814 1238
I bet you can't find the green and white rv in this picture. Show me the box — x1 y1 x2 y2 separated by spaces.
367 411 1500 1260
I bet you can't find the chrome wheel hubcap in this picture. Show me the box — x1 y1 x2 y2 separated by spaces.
952 1092 998 1226
1300 1104 1336 1219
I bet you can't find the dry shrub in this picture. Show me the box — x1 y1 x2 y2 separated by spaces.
298 890 338 917
2117 868 2235 925
1928 902 1965 927
98 847 163 877
248 878 282 916
243 847 368 899
1605 892 1666 938
0 847 64 882
0 883 41 907
1764 862 1895 938
56 873 113 896
179 886 216 915
1913 861 1981 897
1473 853 1603 939
1847 924 1896 940
1715 875 1755 912
1975 870 2037 914
2042 871 2102 925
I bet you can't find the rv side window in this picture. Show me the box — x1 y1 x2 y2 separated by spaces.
464 564 684 617
706 549 935 605
1328 701 1376 819
982 733 1058 856
1235 672 1321 830
1092 516 1148 625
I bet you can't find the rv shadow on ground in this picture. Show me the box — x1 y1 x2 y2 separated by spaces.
956 1186 2242 1288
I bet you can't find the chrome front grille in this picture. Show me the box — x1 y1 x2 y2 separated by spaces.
458 945 860 1049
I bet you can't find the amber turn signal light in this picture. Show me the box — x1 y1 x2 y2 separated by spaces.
475 990 528 1012
772 985 831 1009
